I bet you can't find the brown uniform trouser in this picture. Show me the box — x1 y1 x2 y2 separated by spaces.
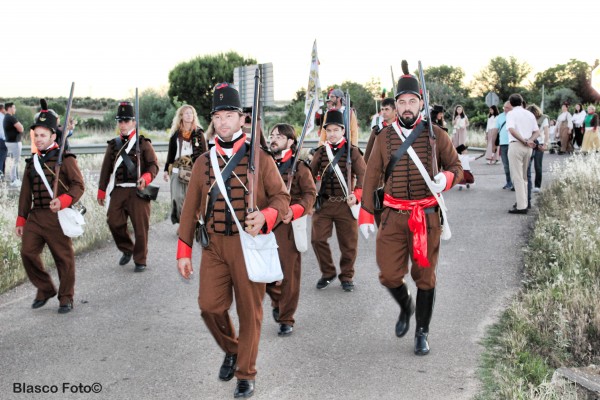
199 234 265 380
21 209 75 306
266 222 301 326
311 200 357 282
376 207 441 290
107 187 151 265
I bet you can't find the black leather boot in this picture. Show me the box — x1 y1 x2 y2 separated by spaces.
387 284 414 338
414 288 435 356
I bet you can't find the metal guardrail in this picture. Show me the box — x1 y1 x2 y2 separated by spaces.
21 139 484 156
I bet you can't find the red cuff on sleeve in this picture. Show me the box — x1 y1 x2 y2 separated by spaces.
57 194 73 210
261 207 278 234
97 189 106 200
358 208 374 225
353 188 363 203
141 173 152 186
442 171 454 192
176 239 192 259
290 204 305 221
16 216 27 227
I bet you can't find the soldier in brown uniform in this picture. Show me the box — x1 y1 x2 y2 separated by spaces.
359 62 463 355
318 88 359 146
265 123 316 336
176 83 289 398
15 103 85 313
97 102 159 272
310 109 366 292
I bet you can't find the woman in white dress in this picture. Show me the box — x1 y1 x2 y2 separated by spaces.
451 105 469 147
484 105 500 164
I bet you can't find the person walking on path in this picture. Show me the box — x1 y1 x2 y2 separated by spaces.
485 105 500 164
556 102 573 154
163 105 207 224
97 102 159 272
15 103 85 314
580 105 599 153
2 102 24 186
265 123 316 337
176 83 290 398
506 94 540 214
358 61 463 356
451 104 469 147
310 109 366 293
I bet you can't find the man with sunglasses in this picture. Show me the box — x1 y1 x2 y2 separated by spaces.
97 102 158 272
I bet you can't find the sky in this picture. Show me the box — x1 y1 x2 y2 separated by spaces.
2 0 599 103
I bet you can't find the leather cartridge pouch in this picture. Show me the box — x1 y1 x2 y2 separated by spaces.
373 187 384 213
195 220 210 248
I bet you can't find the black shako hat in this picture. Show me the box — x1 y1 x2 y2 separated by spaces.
115 101 135 120
211 83 242 114
395 60 422 99
323 109 345 128
455 144 468 154
30 99 59 133
432 104 444 113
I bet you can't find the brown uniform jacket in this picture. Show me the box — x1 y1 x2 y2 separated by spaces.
98 135 159 192
310 143 366 198
276 158 316 217
361 123 463 214
18 150 85 220
178 145 290 248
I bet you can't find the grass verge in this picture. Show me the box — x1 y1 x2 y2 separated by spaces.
476 153 600 399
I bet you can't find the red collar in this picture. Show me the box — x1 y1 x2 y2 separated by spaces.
327 138 347 149
37 142 59 156
121 129 136 141
215 133 247 156
279 149 293 163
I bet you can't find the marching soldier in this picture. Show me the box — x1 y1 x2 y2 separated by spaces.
359 61 463 355
266 123 316 336
310 109 366 292
97 102 159 272
15 101 85 313
176 83 289 398
318 88 360 146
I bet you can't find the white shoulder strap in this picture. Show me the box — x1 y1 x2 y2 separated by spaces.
324 144 350 197
33 154 54 198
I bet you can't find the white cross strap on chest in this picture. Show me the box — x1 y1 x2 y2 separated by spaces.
209 147 283 283
105 135 137 210
324 144 360 219
33 154 85 238
392 122 451 240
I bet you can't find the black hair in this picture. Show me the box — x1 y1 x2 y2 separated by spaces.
5 102 14 109
381 98 395 108
488 105 499 117
575 103 584 112
453 105 466 119
509 94 523 107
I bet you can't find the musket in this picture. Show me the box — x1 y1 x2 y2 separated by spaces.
418 61 439 176
52 82 75 198
391 65 396 94
135 88 141 182
344 91 352 195
286 98 315 192
247 68 262 213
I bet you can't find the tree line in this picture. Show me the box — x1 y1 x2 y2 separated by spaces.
3 54 598 134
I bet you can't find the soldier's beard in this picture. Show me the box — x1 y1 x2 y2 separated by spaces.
399 115 417 128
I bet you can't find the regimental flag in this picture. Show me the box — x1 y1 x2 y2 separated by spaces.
305 40 323 137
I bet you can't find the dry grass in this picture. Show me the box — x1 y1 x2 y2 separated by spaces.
0 153 170 294
477 153 600 399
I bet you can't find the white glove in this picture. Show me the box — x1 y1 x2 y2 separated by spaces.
359 224 375 240
430 172 447 193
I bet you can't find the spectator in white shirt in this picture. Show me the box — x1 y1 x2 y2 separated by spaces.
506 94 539 214
556 103 573 154
571 103 586 149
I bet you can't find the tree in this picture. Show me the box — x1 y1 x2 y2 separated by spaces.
138 88 179 131
423 65 466 93
472 56 532 101
168 52 257 121
338 81 378 130
533 59 599 104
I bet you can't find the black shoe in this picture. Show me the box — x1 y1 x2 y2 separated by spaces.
134 263 146 272
234 379 255 398
58 302 73 314
508 208 528 214
278 324 293 336
414 327 430 355
32 298 50 309
119 252 132 266
272 307 280 323
388 285 414 338
218 353 237 381
316 276 336 289
341 281 355 292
